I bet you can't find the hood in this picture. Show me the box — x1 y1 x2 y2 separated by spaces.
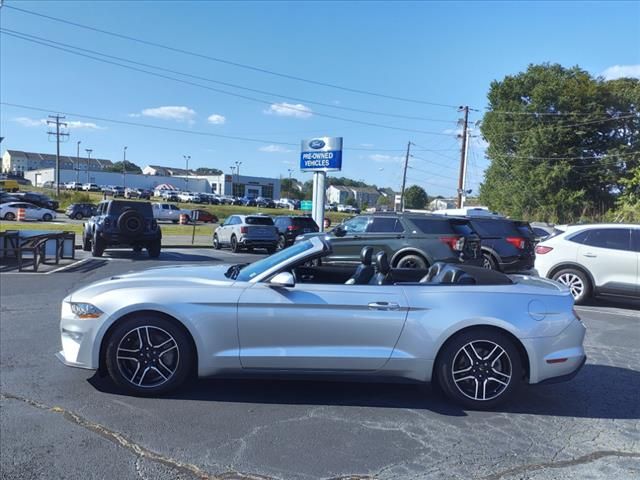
69 264 236 302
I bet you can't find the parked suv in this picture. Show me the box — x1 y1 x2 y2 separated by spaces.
213 215 278 253
274 215 319 249
83 200 162 258
535 224 639 304
466 217 536 272
297 212 481 268
66 202 97 219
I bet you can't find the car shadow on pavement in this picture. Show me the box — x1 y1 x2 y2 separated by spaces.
99 250 221 263
89 364 639 419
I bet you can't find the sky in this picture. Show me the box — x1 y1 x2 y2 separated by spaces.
1 0 639 197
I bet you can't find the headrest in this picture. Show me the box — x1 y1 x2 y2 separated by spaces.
375 251 390 273
360 246 373 265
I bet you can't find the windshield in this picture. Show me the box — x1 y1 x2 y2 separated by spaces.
233 240 315 281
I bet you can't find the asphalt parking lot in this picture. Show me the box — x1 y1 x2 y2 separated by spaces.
1 249 638 480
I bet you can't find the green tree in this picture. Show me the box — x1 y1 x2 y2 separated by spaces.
479 63 639 223
345 197 358 207
376 195 391 206
104 160 142 173
194 167 223 175
281 178 304 199
404 185 428 209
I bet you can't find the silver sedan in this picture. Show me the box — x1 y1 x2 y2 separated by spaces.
57 237 586 409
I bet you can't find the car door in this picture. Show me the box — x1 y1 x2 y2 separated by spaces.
632 229 640 296
360 216 405 259
237 281 409 370
325 215 371 264
578 228 637 296
219 216 234 243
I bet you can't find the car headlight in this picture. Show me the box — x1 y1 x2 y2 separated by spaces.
70 303 103 319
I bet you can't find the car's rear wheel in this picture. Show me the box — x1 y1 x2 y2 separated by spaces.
230 235 239 253
435 328 523 410
213 234 221 249
75 212 84 220
552 268 591 304
91 234 105 257
147 239 161 258
4 212 15 221
482 252 498 270
395 253 427 269
278 235 287 250
104 315 193 396
266 246 276 254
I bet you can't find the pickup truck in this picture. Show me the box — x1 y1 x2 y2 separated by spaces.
152 202 191 223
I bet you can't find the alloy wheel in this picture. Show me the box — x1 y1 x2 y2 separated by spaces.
556 273 584 299
115 326 179 388
451 340 512 401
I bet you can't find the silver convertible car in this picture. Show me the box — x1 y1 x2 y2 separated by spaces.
57 237 586 409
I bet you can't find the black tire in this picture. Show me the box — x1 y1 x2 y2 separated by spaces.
435 328 523 410
104 314 193 396
4 212 15 221
172 220 178 224
213 234 221 249
75 212 84 220
82 234 91 252
266 246 277 254
230 235 240 253
395 253 427 269
133 245 143 253
552 268 591 305
91 234 105 257
482 252 498 270
147 239 161 258
278 234 287 250
42 213 53 222
117 210 144 236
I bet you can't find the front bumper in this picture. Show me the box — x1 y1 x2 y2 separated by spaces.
56 301 102 370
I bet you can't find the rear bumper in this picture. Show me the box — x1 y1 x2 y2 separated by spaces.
538 355 586 384
99 232 161 245
498 255 535 273
239 238 278 247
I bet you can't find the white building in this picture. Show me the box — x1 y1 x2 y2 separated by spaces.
2 150 113 174
186 174 280 199
326 185 383 207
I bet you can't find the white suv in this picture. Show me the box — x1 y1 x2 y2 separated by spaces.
213 215 278 253
535 224 639 304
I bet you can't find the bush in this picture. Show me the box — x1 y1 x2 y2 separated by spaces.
53 191 95 210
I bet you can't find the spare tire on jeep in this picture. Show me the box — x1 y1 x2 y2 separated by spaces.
118 209 144 236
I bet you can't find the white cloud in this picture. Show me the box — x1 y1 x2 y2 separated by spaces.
138 106 196 124
259 144 293 153
264 102 313 119
601 64 640 80
207 113 226 125
13 117 103 129
369 154 403 163
13 117 46 127
359 143 374 147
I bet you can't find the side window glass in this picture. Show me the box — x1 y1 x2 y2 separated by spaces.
584 229 631 251
568 230 589 245
342 216 369 233
368 217 403 233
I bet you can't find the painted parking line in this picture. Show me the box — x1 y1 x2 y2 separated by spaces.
575 306 640 318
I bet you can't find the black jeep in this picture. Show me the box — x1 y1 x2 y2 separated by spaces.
83 200 162 257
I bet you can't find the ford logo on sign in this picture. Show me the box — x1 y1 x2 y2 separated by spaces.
309 139 325 149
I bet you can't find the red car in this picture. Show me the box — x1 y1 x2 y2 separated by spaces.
192 209 218 223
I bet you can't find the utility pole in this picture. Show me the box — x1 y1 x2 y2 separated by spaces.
183 155 191 191
47 115 69 196
461 129 470 208
287 168 294 199
399 141 411 212
85 149 92 183
76 141 81 185
123 146 128 190
235 161 242 197
457 106 469 209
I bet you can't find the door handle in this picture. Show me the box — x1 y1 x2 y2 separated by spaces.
583 252 597 258
368 302 400 310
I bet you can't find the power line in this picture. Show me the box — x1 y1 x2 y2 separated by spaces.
4 4 460 109
484 108 637 117
490 151 638 163
0 29 454 137
474 114 638 137
408 165 458 181
410 154 458 171
1 28 458 125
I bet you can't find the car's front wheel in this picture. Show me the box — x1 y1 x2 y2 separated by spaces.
435 328 523 409
104 314 193 395
213 234 221 249
4 212 16 221
75 212 84 220
42 213 53 222
91 234 105 257
82 234 91 252
552 268 591 304
147 239 161 258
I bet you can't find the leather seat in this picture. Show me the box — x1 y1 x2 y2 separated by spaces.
370 251 393 285
345 247 375 285
420 262 446 283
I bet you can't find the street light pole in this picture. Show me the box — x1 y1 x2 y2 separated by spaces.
235 161 242 197
122 146 128 190
183 155 191 191
85 148 92 183
76 141 81 184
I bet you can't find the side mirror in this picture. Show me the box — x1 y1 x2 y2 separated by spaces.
333 225 346 237
269 271 295 288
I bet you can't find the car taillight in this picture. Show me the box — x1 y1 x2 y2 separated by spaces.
287 225 300 231
240 226 248 234
439 236 461 251
506 236 526 249
535 245 553 254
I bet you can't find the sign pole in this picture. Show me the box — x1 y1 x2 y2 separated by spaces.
312 171 326 232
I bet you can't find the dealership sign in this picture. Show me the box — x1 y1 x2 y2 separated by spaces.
300 137 343 172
